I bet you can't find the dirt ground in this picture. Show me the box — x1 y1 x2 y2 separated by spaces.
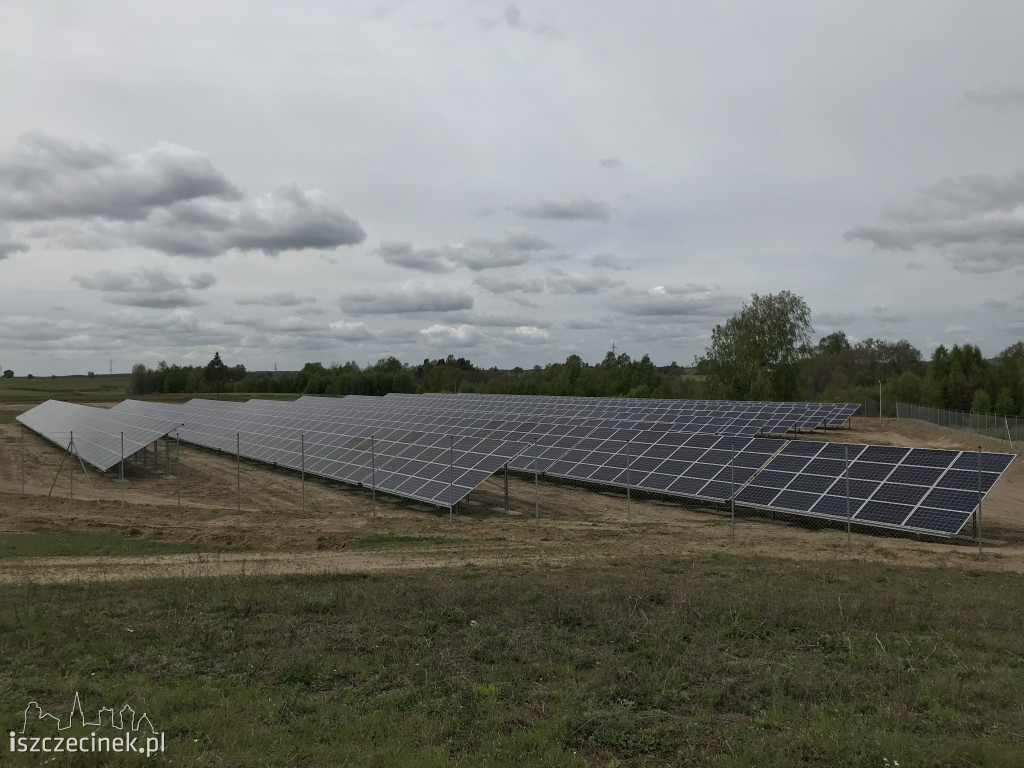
0 408 1020 582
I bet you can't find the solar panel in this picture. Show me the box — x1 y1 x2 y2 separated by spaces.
16 400 184 472
102 394 1013 537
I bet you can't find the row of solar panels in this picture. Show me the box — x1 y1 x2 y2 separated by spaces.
16 395 1014 538
15 399 184 471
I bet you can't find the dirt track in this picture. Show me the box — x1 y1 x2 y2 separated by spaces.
1 412 1021 582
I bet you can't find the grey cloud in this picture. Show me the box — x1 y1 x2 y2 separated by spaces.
0 315 95 348
453 231 551 270
817 311 858 326
599 158 621 169
0 132 240 221
419 323 483 347
547 269 625 295
188 273 217 290
872 306 910 324
983 299 1009 311
512 197 611 221
614 284 740 318
235 290 315 307
445 311 552 328
225 185 365 255
222 314 325 334
378 231 552 273
846 171 1024 272
473 274 545 294
965 85 1024 106
0 238 28 259
329 320 373 341
565 317 612 329
587 253 625 270
0 134 365 258
375 241 454 273
340 284 473 315
72 268 216 309
494 3 560 37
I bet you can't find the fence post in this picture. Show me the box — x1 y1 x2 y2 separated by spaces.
845 444 851 549
370 434 376 518
504 463 509 513
236 433 241 512
120 432 124 507
976 447 983 560
730 440 735 541
449 435 454 521
301 434 306 514
176 432 181 508
625 436 632 535
21 425 25 495
533 438 539 531
69 431 74 499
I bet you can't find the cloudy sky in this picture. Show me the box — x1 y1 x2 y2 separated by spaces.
2 1 1023 376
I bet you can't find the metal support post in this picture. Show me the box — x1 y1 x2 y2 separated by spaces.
448 435 454 521
976 447 983 559
48 435 72 499
20 425 25 495
370 434 376 518
845 444 851 548
70 435 97 500
120 432 125 507
878 381 882 422
730 440 735 540
504 463 509 513
301 434 306 514
69 431 74 499
236 433 241 512
625 437 631 535
176 433 181 508
533 438 539 531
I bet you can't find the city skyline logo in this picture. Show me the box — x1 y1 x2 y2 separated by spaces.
10 691 166 757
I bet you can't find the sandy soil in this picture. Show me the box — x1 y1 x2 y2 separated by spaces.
0 414 1020 582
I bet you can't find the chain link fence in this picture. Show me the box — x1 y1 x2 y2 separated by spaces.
894 401 1021 450
2 420 1021 555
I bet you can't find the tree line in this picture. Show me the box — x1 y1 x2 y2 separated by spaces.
127 293 1024 416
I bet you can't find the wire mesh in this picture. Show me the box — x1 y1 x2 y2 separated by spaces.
895 402 1021 449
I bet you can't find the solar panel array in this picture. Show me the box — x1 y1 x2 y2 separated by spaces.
16 399 184 472
19 394 1013 538
111 397 529 507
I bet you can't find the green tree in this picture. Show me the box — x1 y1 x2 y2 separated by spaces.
695 291 813 400
971 388 992 414
994 387 1016 416
204 352 229 393
2 369 12 378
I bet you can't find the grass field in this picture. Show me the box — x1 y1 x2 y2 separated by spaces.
0 375 301 405
0 532 235 559
2 551 1023 766
0 374 131 402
